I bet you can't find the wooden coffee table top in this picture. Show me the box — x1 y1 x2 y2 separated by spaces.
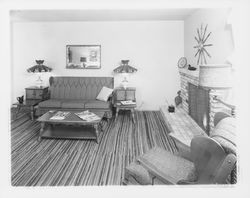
37 110 105 125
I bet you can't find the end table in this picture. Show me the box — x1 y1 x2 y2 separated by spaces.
13 99 42 120
13 86 49 120
113 87 136 123
114 102 137 123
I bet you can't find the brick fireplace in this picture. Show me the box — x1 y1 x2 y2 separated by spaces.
179 69 229 134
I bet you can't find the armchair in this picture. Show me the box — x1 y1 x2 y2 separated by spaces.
124 136 236 185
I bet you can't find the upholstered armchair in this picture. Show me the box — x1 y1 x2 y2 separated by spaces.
124 136 236 185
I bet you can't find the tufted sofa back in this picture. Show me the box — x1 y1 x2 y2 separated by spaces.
49 76 114 100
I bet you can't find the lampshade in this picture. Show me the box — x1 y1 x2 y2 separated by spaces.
113 60 137 74
27 60 52 73
199 64 232 89
27 60 52 88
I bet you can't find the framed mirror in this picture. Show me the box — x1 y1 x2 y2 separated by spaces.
66 45 101 69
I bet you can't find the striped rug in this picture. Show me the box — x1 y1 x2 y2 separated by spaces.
11 110 177 186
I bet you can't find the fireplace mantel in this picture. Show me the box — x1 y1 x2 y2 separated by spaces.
179 68 199 79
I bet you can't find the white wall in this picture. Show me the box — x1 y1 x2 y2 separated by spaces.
184 8 233 67
11 21 184 110
184 8 235 104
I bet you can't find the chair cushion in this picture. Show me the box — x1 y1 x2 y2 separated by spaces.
137 147 196 184
38 99 62 108
84 100 110 109
96 86 113 101
61 100 86 109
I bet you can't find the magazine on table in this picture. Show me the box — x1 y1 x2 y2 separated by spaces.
50 111 70 120
75 110 100 122
120 100 136 105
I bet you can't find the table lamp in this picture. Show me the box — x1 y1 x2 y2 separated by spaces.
113 60 137 89
27 60 52 88
80 57 87 68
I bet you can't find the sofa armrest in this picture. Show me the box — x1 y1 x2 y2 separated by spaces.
107 94 113 102
108 92 116 105
45 89 51 100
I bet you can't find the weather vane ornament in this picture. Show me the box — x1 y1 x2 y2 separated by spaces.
194 24 213 65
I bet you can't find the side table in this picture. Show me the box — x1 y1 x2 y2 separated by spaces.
13 99 42 120
114 102 137 123
113 87 136 123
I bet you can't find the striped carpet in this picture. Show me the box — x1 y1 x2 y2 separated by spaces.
11 110 177 186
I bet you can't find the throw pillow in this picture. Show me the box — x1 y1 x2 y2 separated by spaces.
96 86 113 101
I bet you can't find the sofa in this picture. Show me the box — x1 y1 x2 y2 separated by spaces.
38 76 114 117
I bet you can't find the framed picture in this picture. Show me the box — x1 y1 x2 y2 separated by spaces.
66 45 101 69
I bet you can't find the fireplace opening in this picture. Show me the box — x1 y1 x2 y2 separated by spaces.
188 83 210 134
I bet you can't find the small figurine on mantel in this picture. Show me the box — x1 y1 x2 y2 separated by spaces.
175 90 182 107
188 64 197 71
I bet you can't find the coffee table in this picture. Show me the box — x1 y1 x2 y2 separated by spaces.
37 110 105 143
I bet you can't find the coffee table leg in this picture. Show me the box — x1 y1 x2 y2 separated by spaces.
38 122 45 142
30 106 34 120
115 107 119 121
98 123 102 132
131 109 135 123
94 124 99 144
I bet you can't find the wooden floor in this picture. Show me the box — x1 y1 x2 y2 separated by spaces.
11 110 177 186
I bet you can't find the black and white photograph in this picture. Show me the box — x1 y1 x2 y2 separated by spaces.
1 0 250 198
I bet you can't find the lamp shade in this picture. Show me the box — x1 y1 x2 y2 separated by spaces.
113 60 137 74
199 64 232 89
27 60 52 73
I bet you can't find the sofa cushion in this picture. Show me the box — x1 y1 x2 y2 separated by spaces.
96 86 113 101
84 100 110 109
137 147 196 183
39 99 62 108
61 100 86 109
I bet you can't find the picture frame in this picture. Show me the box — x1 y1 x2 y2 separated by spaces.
66 45 101 69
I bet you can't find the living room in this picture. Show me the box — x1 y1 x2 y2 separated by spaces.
2 0 250 197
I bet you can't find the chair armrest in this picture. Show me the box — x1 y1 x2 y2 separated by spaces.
214 153 237 184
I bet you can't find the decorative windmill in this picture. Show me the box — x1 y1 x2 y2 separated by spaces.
194 24 213 65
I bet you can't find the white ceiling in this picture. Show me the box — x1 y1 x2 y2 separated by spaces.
10 9 198 22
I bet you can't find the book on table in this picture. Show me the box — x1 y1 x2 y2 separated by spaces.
120 100 136 105
75 110 101 122
50 111 70 120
